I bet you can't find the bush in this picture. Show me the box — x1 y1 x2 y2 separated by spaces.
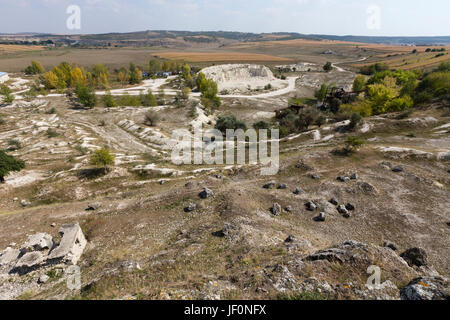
116 94 141 107
0 150 25 183
360 63 389 75
215 115 247 134
323 62 333 72
415 71 450 100
102 91 117 108
90 147 115 169
353 75 367 92
139 90 157 107
348 113 362 131
315 84 328 102
344 136 365 154
75 84 97 108
253 120 270 130
24 61 45 75
295 108 318 131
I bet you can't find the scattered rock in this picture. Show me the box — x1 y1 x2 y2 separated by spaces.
329 198 338 206
212 223 237 238
47 223 87 265
383 241 398 251
310 174 321 180
271 203 282 216
199 188 214 199
350 173 358 180
38 274 50 284
400 247 428 267
337 205 350 218
293 188 304 195
277 184 288 190
15 251 46 271
184 202 197 213
285 235 296 243
315 212 326 222
23 233 53 252
345 203 355 211
263 181 276 189
305 201 317 211
401 277 449 300
20 200 30 207
13 197 18 202
285 206 292 212
392 165 404 173
86 203 102 211
50 223 56 228
337 176 350 182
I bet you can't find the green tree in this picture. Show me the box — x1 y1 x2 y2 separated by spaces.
323 62 333 72
344 136 365 154
102 91 117 108
215 115 247 134
90 147 115 170
0 150 25 183
0 85 14 104
181 63 192 80
139 90 157 107
353 75 367 92
75 84 97 108
315 84 328 102
24 60 45 75
129 63 143 85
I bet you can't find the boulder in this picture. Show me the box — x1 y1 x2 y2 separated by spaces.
22 233 53 252
38 274 50 284
285 206 292 212
310 174 321 180
345 203 355 211
337 176 350 182
15 251 46 271
285 235 296 243
401 277 449 300
392 165 404 173
305 201 317 211
271 203 282 216
86 203 102 211
212 223 238 239
316 212 326 222
350 173 358 180
199 188 214 199
184 202 197 212
47 223 87 265
293 188 304 195
263 181 276 189
0 247 21 266
337 205 350 218
20 200 30 207
400 247 428 267
329 198 338 206
277 184 288 190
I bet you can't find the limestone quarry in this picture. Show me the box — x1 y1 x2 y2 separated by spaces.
201 64 288 94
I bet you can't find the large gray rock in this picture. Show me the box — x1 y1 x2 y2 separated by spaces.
22 233 53 252
48 223 87 265
401 277 449 300
15 251 46 270
199 188 214 199
0 247 20 266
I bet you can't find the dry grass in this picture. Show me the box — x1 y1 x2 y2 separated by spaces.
0 44 44 53
155 51 293 63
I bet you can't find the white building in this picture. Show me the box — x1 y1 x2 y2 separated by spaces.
0 72 9 84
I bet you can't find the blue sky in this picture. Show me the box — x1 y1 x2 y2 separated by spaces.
0 0 449 36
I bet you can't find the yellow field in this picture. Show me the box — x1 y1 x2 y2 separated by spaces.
0 44 44 53
154 51 293 63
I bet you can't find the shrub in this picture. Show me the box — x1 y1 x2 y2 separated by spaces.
75 84 97 108
323 62 333 72
90 147 115 170
353 75 367 92
102 91 117 108
315 84 328 102
253 121 270 130
295 108 318 131
348 113 362 131
24 61 45 75
215 115 247 134
344 136 365 154
7 139 21 150
0 150 25 183
139 90 157 107
415 71 450 100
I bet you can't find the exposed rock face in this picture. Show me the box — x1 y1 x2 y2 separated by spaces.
23 233 53 252
401 277 449 300
201 64 283 93
47 223 87 265
400 247 428 267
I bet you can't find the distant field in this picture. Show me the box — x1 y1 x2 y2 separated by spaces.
154 51 293 63
0 44 44 54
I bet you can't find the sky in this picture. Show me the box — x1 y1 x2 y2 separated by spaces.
0 0 449 36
